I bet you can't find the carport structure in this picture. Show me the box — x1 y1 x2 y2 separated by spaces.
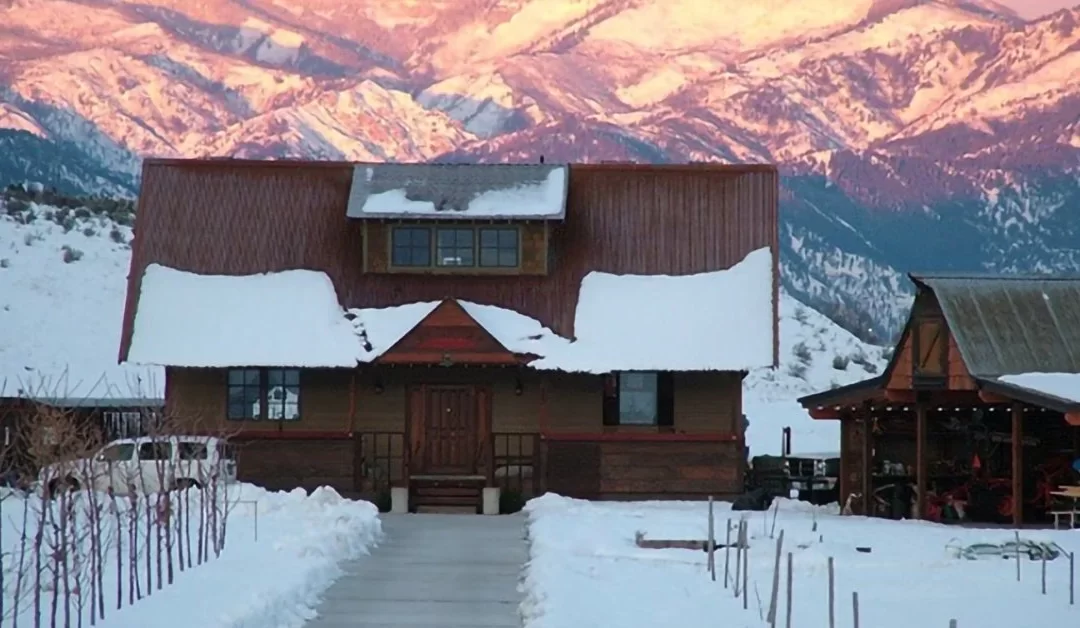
798 273 1080 526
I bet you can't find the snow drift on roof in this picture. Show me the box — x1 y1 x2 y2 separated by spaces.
350 301 441 362
347 164 568 220
530 247 775 372
127 264 363 368
997 372 1080 405
127 247 774 372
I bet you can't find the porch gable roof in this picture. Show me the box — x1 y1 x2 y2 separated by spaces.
373 300 527 366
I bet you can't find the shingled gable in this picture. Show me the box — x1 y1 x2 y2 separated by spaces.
345 163 569 221
375 299 524 366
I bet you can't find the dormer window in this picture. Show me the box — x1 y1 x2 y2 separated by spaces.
436 228 475 267
391 227 431 267
389 225 521 271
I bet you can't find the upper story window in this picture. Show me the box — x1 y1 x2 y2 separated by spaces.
391 227 432 267
389 225 520 270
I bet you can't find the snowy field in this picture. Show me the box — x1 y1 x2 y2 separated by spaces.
521 495 1080 628
0 483 381 628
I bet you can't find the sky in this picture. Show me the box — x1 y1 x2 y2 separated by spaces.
1000 0 1077 19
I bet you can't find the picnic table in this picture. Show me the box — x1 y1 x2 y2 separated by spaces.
1049 485 1080 529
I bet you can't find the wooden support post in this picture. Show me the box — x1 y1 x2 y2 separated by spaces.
860 409 873 516
915 403 927 520
1012 402 1023 527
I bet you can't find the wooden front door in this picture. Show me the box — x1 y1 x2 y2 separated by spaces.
420 386 478 475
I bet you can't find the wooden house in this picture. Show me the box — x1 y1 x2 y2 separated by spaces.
118 159 780 512
799 273 1080 525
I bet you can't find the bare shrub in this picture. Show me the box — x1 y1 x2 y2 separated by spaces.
832 354 849 371
792 341 813 364
1 375 242 627
786 362 808 380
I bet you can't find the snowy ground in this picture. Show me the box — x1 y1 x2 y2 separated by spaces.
0 483 382 628
522 495 1080 628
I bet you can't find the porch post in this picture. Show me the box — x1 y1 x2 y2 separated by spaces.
915 403 927 520
1012 402 1023 527
859 405 872 516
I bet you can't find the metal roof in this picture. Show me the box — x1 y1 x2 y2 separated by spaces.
911 274 1080 378
345 163 568 220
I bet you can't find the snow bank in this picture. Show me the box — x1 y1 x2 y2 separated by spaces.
0 208 162 399
0 483 382 628
998 372 1080 404
128 264 363 367
521 494 1080 628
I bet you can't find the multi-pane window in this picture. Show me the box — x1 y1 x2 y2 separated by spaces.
227 368 301 421
267 369 301 420
389 225 519 269
479 228 519 267
391 227 432 267
436 228 475 267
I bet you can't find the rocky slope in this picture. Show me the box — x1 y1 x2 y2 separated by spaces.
0 0 1078 340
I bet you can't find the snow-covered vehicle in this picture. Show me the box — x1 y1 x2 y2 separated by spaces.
38 435 237 497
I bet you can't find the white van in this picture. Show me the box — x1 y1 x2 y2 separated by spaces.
40 435 237 497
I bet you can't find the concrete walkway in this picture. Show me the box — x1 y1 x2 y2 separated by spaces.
305 514 528 628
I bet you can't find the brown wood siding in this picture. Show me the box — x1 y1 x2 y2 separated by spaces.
672 372 742 433
234 440 353 492
165 367 351 433
884 292 976 391
546 440 742 498
122 162 779 362
169 367 741 437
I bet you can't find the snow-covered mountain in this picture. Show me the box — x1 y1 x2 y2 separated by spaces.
0 188 885 403
0 0 1078 340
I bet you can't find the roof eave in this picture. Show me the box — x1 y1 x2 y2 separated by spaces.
976 377 1080 414
797 376 885 408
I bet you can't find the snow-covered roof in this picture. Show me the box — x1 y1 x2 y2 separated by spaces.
345 163 568 220
127 264 362 368
996 372 1080 406
126 247 774 372
530 247 775 372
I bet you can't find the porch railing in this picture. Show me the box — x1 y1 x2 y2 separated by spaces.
357 431 405 495
490 432 541 497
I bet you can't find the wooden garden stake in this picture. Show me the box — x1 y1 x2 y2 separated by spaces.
767 530 784 625
707 497 716 581
743 540 749 610
827 557 835 628
723 518 732 588
1015 531 1021 582
785 551 793 628
852 591 859 628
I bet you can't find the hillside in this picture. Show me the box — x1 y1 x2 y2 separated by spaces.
0 0 1077 341
0 188 887 404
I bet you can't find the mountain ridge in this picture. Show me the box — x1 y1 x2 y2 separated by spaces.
0 0 1077 341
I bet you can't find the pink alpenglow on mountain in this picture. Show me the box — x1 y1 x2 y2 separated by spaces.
1001 0 1078 19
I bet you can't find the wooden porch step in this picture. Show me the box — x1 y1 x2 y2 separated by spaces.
409 475 485 513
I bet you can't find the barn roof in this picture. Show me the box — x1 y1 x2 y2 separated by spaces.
345 163 568 220
121 159 779 364
909 273 1080 378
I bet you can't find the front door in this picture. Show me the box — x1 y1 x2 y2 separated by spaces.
422 386 477 474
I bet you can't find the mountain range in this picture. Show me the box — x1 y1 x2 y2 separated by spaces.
1 0 1078 341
